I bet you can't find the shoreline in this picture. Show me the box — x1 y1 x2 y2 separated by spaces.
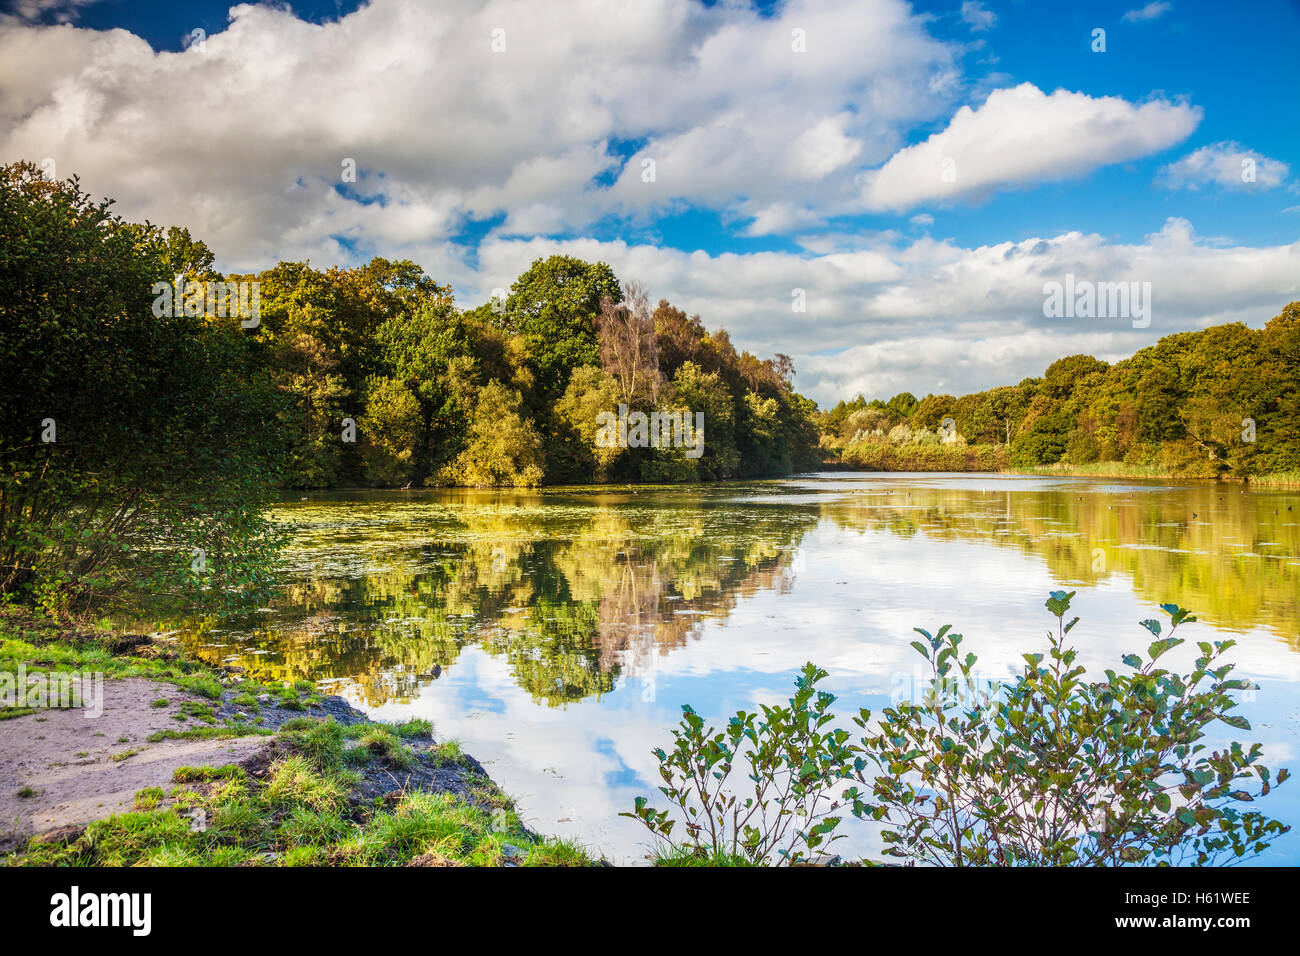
814 460 1300 487
276 466 1300 494
0 619 592 866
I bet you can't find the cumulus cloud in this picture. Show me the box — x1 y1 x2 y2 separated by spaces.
0 0 97 25
1157 141 1290 191
1 0 1294 409
0 0 959 262
860 84 1201 212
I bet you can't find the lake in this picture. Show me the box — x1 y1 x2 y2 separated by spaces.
170 472 1300 864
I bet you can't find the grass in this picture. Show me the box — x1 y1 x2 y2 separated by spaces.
1020 461 1181 480
5 716 598 868
172 765 245 783
1252 470 1300 488
1019 461 1300 487
650 846 757 867
175 701 218 724
1 609 594 868
0 609 223 703
146 724 271 743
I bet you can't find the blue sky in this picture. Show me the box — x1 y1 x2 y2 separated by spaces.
2 0 1297 403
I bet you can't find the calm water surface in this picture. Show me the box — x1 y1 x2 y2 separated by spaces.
171 472 1300 864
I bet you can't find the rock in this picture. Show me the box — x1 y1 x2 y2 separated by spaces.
256 694 272 704
793 852 842 867
30 824 85 846
500 843 527 864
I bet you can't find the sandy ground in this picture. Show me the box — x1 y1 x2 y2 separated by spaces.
0 677 270 842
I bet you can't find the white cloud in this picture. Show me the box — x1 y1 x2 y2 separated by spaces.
1 0 1294 409
1157 141 1290 191
860 84 1201 212
960 1 996 32
454 219 1298 404
1122 2 1173 23
0 0 961 259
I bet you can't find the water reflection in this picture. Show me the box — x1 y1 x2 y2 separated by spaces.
153 474 1299 864
179 490 821 707
818 480 1300 642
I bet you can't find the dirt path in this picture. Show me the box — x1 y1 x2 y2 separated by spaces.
0 677 271 843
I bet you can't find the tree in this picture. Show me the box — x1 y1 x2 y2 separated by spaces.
0 161 284 613
554 365 624 482
652 300 706 379
442 382 545 487
670 362 739 480
885 392 919 422
912 394 956 431
504 255 622 406
374 297 474 484
597 280 661 409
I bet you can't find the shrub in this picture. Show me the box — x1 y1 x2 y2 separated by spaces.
847 592 1289 866
630 594 1289 866
622 662 854 866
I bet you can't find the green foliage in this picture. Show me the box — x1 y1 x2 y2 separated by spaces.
0 161 286 614
632 595 1289 866
206 248 819 491
621 662 855 866
439 382 545 487
503 255 621 405
554 365 625 481
820 304 1300 479
670 361 740 480
849 593 1290 865
816 306 1294 481
370 297 473 484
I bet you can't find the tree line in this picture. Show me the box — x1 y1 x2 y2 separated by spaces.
0 162 817 612
247 255 820 489
819 304 1300 480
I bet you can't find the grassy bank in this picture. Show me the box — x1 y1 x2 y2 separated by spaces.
1018 462 1300 486
6 717 590 867
830 441 1009 472
0 610 596 867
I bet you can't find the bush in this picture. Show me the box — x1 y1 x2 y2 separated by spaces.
847 592 1289 866
630 595 1289 866
622 663 854 865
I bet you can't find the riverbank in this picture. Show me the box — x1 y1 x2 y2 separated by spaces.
818 454 1300 487
1017 462 1300 487
0 612 594 866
